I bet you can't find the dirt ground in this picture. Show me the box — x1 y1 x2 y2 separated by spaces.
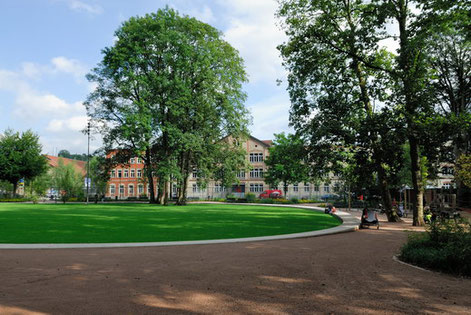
0 213 470 315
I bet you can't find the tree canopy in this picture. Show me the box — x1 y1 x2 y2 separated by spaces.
264 133 309 197
0 129 48 196
85 7 250 204
278 0 471 223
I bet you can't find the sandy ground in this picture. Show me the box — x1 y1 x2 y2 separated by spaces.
0 213 470 315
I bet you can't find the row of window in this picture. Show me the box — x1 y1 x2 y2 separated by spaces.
250 183 264 192
111 169 143 178
109 183 147 196
249 153 264 163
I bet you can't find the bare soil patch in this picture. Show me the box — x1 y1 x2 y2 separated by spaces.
0 214 470 314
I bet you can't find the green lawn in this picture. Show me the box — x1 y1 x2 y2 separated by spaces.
0 203 341 243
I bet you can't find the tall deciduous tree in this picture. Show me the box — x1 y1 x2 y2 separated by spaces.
278 0 404 221
264 133 310 197
0 129 47 196
85 8 249 205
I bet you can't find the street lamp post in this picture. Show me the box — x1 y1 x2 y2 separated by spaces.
86 122 90 204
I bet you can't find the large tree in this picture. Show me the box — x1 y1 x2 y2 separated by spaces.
85 8 249 205
278 0 469 225
264 133 310 197
0 129 48 196
278 0 404 221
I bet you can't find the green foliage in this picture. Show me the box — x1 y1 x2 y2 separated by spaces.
290 197 299 204
88 156 111 195
50 158 84 203
0 129 48 195
25 172 50 197
456 154 471 188
245 193 256 203
264 133 309 195
86 7 249 205
58 150 88 161
400 218 471 276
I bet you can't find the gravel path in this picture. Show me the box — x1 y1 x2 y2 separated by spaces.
0 214 470 314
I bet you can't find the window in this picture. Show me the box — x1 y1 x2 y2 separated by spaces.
110 185 115 195
138 184 144 195
130 169 135 178
118 170 122 178
119 184 125 195
334 183 340 192
130 158 135 164
215 184 226 193
192 170 198 178
324 184 330 193
249 168 263 178
293 183 298 192
441 167 454 175
111 170 116 178
124 169 129 178
250 183 263 192
192 184 199 193
314 185 320 192
442 183 451 189
304 183 310 192
249 153 263 163
137 169 142 178
237 170 246 179
128 184 134 196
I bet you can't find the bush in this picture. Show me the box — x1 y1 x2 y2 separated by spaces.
127 196 137 201
0 198 31 202
290 197 299 204
246 193 256 203
262 198 274 204
399 218 471 276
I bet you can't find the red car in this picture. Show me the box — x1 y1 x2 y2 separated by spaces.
259 189 283 199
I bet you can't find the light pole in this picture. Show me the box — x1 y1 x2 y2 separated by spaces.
86 121 90 204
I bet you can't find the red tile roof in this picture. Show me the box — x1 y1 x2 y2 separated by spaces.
45 155 87 176
262 140 273 146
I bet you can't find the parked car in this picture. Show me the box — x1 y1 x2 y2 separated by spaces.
259 189 283 199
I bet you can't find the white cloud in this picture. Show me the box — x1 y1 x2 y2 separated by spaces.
188 6 215 24
51 56 88 80
219 0 287 84
65 0 103 15
247 91 292 139
46 115 88 132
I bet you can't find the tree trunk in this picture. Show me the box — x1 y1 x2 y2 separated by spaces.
145 149 156 204
378 166 402 222
409 135 425 226
283 182 288 198
12 182 17 198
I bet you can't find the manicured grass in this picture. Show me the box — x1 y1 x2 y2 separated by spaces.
0 203 341 243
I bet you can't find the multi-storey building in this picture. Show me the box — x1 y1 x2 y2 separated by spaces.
105 154 153 200
102 135 344 200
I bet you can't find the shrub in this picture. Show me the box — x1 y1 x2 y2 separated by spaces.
246 193 256 203
399 218 471 276
290 197 299 204
262 198 274 204
127 196 137 201
0 198 31 202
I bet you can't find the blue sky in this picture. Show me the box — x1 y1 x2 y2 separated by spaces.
0 0 291 155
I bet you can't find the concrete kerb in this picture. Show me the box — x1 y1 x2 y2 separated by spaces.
0 203 360 250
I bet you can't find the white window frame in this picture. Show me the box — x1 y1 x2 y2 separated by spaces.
124 169 129 178
130 169 135 178
128 184 134 196
137 169 142 178
110 184 115 195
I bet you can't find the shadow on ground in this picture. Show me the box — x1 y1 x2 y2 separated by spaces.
0 217 470 314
